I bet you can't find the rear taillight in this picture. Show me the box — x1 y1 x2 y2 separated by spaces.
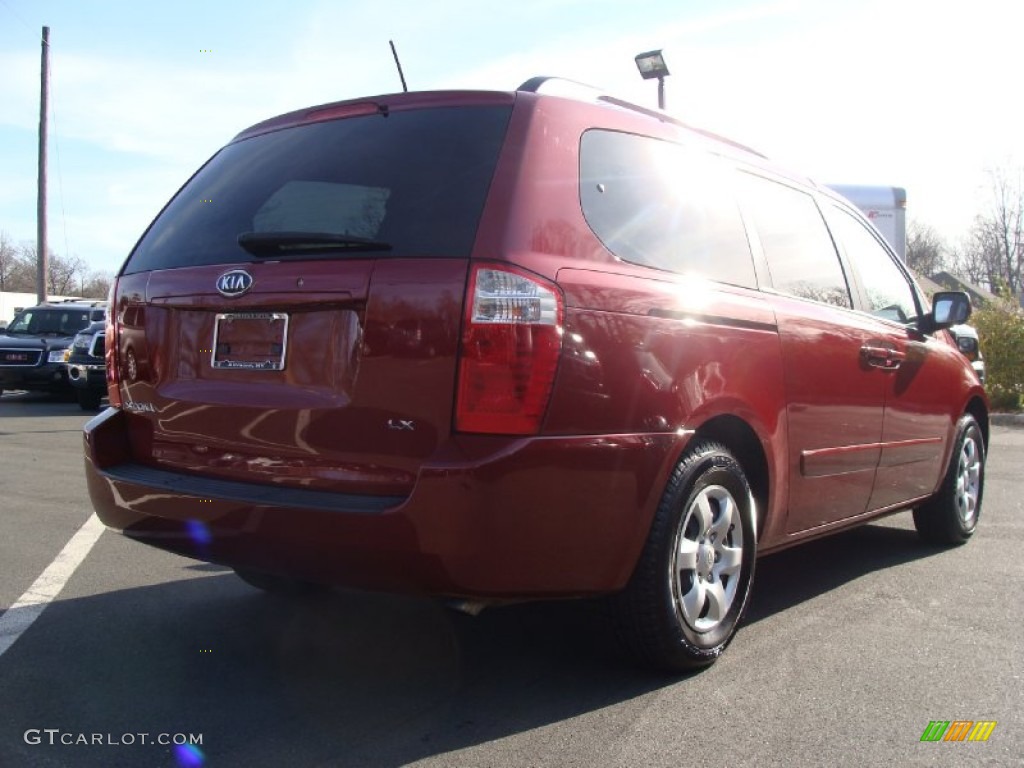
105 279 122 408
456 264 563 435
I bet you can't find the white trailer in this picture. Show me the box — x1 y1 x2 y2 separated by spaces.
827 184 907 262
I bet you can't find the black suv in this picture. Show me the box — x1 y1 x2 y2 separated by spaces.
0 302 107 398
67 320 107 410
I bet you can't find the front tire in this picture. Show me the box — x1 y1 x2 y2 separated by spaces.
611 440 757 671
913 414 985 545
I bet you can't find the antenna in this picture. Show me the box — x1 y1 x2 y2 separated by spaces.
389 40 408 93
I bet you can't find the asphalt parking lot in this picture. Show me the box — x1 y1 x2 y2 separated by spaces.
0 390 1021 768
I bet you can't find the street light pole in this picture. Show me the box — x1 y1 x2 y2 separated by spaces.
634 49 670 111
37 25 49 305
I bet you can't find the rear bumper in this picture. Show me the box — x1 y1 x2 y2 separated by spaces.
84 407 681 599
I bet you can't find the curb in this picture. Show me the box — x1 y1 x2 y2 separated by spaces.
990 412 1024 427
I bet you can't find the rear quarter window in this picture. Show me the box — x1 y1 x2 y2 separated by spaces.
124 105 513 274
579 129 757 289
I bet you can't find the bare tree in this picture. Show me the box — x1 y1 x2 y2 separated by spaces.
906 220 947 277
0 230 18 291
50 253 89 296
1 234 35 292
953 166 1024 296
17 244 90 296
79 271 113 300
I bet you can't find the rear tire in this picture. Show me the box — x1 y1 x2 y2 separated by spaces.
77 388 102 411
611 440 757 671
234 567 323 594
913 414 985 545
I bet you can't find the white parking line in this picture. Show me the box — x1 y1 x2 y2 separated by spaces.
0 513 105 658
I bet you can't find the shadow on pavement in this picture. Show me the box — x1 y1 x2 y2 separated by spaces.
744 520 940 625
0 390 86 419
0 519 940 767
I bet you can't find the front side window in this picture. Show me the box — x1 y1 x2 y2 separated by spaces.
579 130 757 288
738 173 851 309
826 206 919 324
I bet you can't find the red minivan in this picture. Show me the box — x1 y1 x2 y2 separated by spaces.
84 78 987 670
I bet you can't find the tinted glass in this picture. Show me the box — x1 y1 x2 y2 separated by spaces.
738 174 851 308
124 106 513 274
827 205 919 323
7 309 90 335
579 130 756 288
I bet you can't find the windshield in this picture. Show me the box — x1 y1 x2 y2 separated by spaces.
124 104 513 274
6 308 91 336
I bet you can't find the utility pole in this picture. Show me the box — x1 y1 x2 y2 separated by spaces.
36 25 49 305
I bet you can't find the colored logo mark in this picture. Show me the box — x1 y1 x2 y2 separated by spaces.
920 720 997 742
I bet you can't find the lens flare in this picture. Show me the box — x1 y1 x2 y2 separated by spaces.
174 743 205 767
186 519 212 546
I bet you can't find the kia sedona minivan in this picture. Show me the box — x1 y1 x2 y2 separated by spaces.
83 78 987 671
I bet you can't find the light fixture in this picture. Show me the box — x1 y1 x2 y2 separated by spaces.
634 49 670 109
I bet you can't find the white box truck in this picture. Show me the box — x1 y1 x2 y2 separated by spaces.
827 184 907 262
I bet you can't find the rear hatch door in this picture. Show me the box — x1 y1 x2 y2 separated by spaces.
112 95 514 497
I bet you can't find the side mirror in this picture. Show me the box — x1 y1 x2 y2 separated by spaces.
929 291 972 331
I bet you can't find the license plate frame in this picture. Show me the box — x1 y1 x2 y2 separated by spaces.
211 312 289 371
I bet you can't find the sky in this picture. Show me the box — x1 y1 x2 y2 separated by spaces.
1 0 1022 277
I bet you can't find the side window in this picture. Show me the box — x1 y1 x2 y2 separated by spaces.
738 173 851 309
60 311 90 335
579 130 757 289
827 206 919 324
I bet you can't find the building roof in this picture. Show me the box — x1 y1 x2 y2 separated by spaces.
929 271 1000 307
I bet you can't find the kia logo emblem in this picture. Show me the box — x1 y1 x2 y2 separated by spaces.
216 269 253 297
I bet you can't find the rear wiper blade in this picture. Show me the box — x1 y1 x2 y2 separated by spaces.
237 231 392 257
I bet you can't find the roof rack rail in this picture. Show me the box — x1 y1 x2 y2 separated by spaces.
517 76 604 100
43 298 107 307
516 76 765 159
598 94 766 158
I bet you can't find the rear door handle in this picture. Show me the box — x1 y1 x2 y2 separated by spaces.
861 344 904 370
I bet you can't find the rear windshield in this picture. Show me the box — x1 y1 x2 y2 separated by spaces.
123 105 513 274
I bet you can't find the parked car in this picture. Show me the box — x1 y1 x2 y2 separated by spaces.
948 323 985 384
0 301 106 398
83 78 988 671
67 320 107 410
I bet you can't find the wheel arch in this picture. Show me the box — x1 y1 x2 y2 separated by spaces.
692 414 771 540
964 395 989 449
